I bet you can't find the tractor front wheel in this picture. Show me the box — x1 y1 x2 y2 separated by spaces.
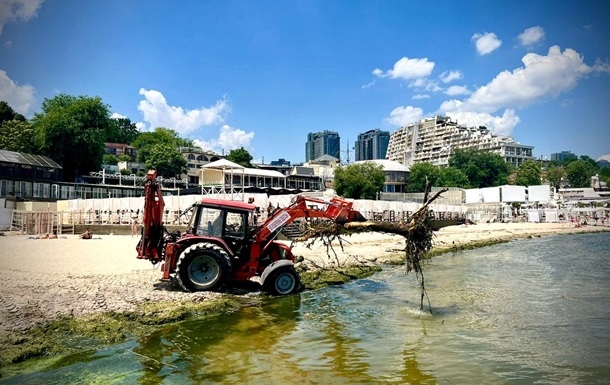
263 265 301 296
175 243 232 292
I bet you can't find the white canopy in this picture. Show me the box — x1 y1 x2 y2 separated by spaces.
202 159 244 170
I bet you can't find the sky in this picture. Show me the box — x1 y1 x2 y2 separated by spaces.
1 0 609 164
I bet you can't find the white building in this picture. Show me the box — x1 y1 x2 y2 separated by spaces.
386 116 534 168
354 159 409 193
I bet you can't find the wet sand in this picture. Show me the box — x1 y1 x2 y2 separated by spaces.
0 222 608 334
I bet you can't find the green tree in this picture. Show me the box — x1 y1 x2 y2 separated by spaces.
599 167 610 186
105 117 139 144
566 160 596 188
0 119 40 153
545 166 566 191
514 160 542 186
132 127 191 164
449 149 511 188
145 144 187 178
334 162 385 199
438 166 470 188
226 147 253 167
32 94 110 181
103 154 119 165
0 100 26 125
407 162 440 192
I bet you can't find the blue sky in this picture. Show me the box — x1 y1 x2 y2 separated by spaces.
1 0 609 164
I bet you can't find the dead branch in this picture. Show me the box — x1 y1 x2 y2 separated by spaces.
291 187 448 312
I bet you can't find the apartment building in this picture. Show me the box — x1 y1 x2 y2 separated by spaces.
305 131 341 162
354 129 390 161
550 151 577 163
386 116 534 168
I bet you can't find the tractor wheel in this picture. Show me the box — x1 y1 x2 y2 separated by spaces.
175 243 232 292
263 265 301 296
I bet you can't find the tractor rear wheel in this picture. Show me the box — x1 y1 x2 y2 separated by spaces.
175 243 232 292
263 265 301 296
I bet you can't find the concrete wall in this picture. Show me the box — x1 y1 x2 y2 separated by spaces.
0 199 16 230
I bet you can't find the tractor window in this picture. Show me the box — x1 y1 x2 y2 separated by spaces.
225 211 246 239
196 207 223 236
184 206 197 233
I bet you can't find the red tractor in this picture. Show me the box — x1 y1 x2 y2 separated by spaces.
137 170 365 295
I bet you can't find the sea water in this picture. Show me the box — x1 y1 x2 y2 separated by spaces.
3 232 610 384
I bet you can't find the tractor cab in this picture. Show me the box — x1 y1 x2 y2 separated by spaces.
185 198 257 259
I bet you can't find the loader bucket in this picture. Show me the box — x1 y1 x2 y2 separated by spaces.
334 208 367 224
347 210 367 223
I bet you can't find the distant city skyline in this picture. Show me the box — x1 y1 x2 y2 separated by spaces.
1 1 608 163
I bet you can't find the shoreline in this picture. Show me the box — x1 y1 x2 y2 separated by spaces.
0 222 608 369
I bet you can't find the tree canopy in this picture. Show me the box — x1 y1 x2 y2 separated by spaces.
544 165 566 191
32 94 110 182
333 162 385 199
226 147 253 167
566 159 596 188
449 149 511 188
144 144 187 178
407 162 440 192
104 117 139 144
437 166 469 188
0 101 26 125
131 127 191 177
514 159 542 186
0 119 40 153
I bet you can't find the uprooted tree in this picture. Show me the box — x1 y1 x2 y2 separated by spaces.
293 183 448 312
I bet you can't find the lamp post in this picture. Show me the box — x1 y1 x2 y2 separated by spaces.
130 174 136 187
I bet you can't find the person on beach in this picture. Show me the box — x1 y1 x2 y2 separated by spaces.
80 227 92 239
131 217 138 237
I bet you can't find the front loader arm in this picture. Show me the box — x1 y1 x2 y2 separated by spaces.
136 170 166 264
252 195 365 247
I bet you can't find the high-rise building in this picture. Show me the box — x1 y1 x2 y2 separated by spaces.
305 130 341 162
386 116 534 168
354 129 390 161
550 151 577 162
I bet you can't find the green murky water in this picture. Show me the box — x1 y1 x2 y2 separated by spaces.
3 232 610 384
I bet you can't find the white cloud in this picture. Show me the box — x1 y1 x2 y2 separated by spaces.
472 32 502 55
0 69 35 114
560 99 573 107
592 58 610 73
444 85 471 96
597 154 610 162
391 46 608 136
457 46 593 113
0 0 44 35
110 112 126 119
412 94 430 100
4 40 11 48
137 88 230 134
385 106 424 126
135 122 145 131
518 26 545 47
193 124 255 154
439 70 463 83
361 78 376 89
373 56 435 80
438 106 521 136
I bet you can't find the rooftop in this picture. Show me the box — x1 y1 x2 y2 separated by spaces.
0 149 62 169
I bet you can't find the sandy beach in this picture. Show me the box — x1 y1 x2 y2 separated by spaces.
0 222 608 336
